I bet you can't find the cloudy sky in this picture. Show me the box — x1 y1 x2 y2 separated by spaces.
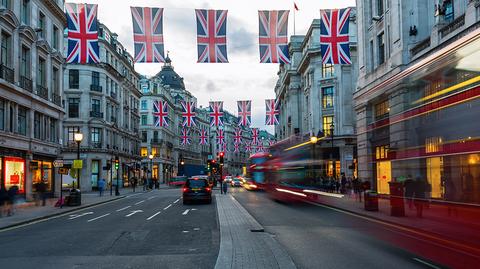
70 0 355 133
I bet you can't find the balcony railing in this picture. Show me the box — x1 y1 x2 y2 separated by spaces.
52 93 61 106
91 142 102 149
410 37 431 57
0 64 14 84
90 84 102 92
133 107 138 113
151 138 162 144
439 14 465 39
90 111 104 118
36 85 49 100
19 76 33 92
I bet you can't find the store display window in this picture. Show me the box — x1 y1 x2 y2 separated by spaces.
32 160 53 192
4 157 25 193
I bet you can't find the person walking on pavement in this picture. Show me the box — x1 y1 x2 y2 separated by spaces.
414 177 427 218
7 186 18 216
98 178 106 196
131 176 137 192
222 178 228 194
142 176 148 191
219 177 224 194
0 187 8 217
37 180 47 206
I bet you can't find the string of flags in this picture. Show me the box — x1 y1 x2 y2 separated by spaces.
65 3 352 65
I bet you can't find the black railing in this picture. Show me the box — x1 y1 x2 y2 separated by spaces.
90 84 102 92
90 111 104 118
0 64 14 84
92 142 102 149
36 85 49 100
439 14 465 38
52 93 61 106
19 76 33 92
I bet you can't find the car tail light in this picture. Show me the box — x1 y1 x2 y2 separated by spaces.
205 187 211 192
183 187 189 193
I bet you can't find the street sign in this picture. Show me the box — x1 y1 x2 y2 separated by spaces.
73 160 83 169
59 167 70 175
53 160 64 168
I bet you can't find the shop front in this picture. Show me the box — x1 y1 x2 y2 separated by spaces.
2 156 26 194
31 158 54 196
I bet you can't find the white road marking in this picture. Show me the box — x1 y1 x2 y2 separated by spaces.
125 210 143 217
193 228 200 231
182 209 190 215
146 211 162 220
135 200 145 205
173 199 180 204
147 196 156 200
87 213 110 222
116 206 131 212
412 258 441 269
163 204 172 210
68 212 93 220
182 230 189 233
191 208 197 211
126 193 143 198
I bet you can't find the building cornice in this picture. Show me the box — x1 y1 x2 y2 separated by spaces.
44 0 67 26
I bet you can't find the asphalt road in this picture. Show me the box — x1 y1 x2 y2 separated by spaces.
229 187 444 269
0 189 219 269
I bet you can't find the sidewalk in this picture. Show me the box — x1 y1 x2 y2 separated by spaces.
215 193 297 269
0 189 137 230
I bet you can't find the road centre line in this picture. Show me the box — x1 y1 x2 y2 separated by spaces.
116 206 131 212
135 200 145 205
163 204 172 210
173 199 180 204
147 211 162 220
182 209 190 215
148 196 156 200
412 258 441 269
87 213 110 222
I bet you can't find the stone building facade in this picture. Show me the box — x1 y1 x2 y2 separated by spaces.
0 0 66 200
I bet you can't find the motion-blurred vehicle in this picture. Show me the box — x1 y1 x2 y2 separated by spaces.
182 177 212 204
230 178 242 187
246 152 270 190
224 176 233 183
168 176 187 187
242 178 260 191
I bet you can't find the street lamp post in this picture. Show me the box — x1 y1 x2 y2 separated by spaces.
330 123 335 179
74 132 83 190
115 157 120 196
149 154 154 186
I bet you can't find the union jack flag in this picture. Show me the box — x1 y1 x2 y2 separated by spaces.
216 129 225 145
209 101 224 126
130 7 165 63
265 99 280 125
221 143 228 153
237 100 251 127
257 144 265 152
153 100 169 127
258 10 290 64
245 142 252 153
195 9 229 63
65 3 99 64
251 128 260 145
233 143 240 153
268 139 276 147
320 8 351 64
234 128 243 145
199 128 209 145
181 101 197 127
180 128 191 146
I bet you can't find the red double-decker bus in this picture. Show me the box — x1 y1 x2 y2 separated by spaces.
244 152 271 190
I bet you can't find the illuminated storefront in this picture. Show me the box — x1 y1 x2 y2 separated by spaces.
31 160 53 193
3 157 26 193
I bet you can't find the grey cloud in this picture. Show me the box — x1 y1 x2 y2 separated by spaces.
205 80 221 93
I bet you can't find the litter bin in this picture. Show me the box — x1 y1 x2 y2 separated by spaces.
388 182 405 216
364 190 379 211
68 189 81 206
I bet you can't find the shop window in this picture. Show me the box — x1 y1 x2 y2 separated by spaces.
376 161 391 194
425 137 443 153
17 107 27 136
322 116 334 136
141 147 148 157
322 87 334 108
426 157 443 199
4 157 25 193
375 145 389 160
91 160 99 188
32 161 52 192
374 99 389 119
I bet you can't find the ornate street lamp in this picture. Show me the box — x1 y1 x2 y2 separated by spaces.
74 132 83 189
149 154 154 183
330 123 335 178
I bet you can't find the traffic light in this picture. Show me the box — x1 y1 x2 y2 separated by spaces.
207 160 211 171
114 156 119 170
219 152 224 165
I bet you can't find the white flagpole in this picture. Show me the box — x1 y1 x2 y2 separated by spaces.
293 5 296 35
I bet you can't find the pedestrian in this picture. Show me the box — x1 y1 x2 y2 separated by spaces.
222 178 228 194
37 180 47 206
98 178 106 196
414 178 427 218
142 176 147 191
341 173 347 194
131 176 137 192
219 177 224 194
404 175 415 209
352 177 361 202
7 186 18 216
0 187 8 217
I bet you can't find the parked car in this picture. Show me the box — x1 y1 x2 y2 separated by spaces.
169 176 187 187
231 178 242 187
183 177 212 204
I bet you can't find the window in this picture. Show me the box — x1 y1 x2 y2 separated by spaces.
34 112 41 139
374 100 389 118
377 0 384 16
141 147 148 157
141 131 147 142
49 118 56 143
425 137 443 154
444 0 454 22
141 114 147 125
68 98 80 118
52 25 59 49
153 131 158 141
378 32 385 65
152 147 159 157
0 99 4 130
67 126 80 142
21 0 29 25
322 87 334 108
20 47 30 78
322 64 334 78
92 71 100 86
369 40 374 71
38 12 46 38
18 107 27 136
91 99 101 113
69 69 79 89
37 58 46 87
375 145 389 160
1 32 11 67
322 116 334 136
141 100 147 110
91 128 101 143
0 0 10 9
